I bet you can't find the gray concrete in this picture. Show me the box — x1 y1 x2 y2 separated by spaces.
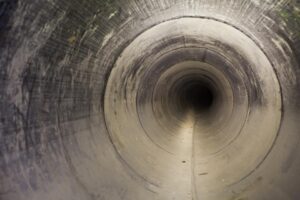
0 0 300 200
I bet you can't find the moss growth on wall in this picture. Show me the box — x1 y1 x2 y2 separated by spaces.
279 1 300 37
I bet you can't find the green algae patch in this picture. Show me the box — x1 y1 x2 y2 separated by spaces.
279 1 300 37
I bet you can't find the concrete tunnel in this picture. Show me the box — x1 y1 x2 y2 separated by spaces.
1 0 300 199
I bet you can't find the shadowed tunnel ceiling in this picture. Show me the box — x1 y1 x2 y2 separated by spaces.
1 0 300 200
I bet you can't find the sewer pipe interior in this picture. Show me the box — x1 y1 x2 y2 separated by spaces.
0 1 300 200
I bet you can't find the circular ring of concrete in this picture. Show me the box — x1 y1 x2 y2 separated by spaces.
104 17 282 199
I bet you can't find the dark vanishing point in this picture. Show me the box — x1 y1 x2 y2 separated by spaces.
0 0 300 200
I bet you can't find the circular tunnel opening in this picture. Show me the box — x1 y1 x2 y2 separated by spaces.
0 1 295 200
182 82 215 114
151 60 231 129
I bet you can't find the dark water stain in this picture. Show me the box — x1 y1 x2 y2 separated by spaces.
0 0 18 33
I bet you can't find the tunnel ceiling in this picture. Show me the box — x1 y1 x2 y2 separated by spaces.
1 0 300 200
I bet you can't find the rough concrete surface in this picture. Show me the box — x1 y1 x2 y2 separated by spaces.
0 0 300 200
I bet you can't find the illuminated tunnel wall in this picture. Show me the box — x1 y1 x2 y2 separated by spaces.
0 0 300 199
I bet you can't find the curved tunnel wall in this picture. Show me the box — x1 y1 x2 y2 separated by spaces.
0 0 300 200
